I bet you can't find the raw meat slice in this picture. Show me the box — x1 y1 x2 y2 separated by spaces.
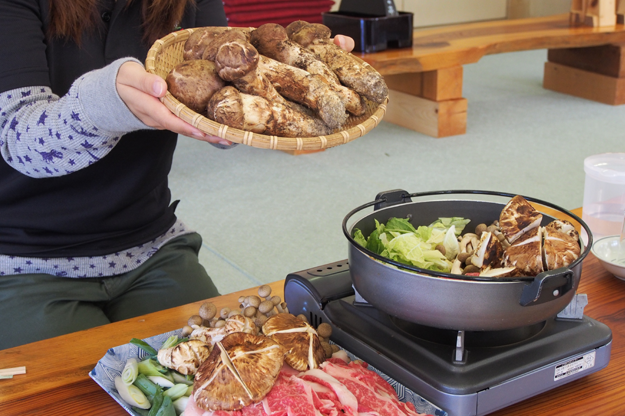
301 368 359 415
320 360 423 416
261 373 321 416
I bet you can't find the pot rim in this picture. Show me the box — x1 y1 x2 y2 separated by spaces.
342 189 592 283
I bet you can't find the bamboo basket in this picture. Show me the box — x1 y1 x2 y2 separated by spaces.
145 28 388 151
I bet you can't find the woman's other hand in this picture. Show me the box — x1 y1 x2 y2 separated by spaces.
116 61 232 146
333 35 355 52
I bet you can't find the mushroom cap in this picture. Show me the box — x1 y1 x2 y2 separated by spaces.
207 86 245 129
545 219 580 241
224 314 257 335
471 232 503 269
201 29 250 61
262 313 325 371
543 226 581 270
166 60 225 115
183 28 218 60
288 22 332 47
285 20 310 39
250 23 289 52
185 27 251 61
214 40 260 81
193 332 284 411
189 325 227 345
499 195 543 244
503 226 545 275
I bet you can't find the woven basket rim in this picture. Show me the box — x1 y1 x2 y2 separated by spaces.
145 27 388 151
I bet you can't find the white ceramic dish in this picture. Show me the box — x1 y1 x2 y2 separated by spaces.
591 235 625 280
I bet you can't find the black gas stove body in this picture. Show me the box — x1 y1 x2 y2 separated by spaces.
284 260 612 416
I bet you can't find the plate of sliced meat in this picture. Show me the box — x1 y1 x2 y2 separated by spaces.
90 329 444 416
145 22 388 151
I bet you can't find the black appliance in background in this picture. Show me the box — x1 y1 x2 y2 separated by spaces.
322 0 413 53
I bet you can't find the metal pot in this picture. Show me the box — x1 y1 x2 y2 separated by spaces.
342 190 592 331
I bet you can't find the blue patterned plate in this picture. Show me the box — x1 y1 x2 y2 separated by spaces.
89 330 446 416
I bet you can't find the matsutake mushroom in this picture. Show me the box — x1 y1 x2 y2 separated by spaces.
543 220 581 270
192 332 284 411
213 38 289 107
286 21 389 105
207 86 331 137
499 195 543 244
157 339 212 375
262 313 326 371
165 59 225 115
189 314 257 346
470 231 503 270
503 226 545 276
251 23 365 116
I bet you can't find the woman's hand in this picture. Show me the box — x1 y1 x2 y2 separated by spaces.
333 35 355 52
115 61 232 145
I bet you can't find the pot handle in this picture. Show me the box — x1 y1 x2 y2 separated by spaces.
519 267 574 307
374 189 412 211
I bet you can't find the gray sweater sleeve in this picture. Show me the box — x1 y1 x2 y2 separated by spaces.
0 58 149 178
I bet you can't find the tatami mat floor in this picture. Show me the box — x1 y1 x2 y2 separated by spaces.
168 49 625 295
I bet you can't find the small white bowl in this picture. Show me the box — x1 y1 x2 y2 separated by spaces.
591 235 625 280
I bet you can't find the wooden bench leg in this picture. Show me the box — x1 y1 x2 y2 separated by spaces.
383 66 467 138
543 44 625 105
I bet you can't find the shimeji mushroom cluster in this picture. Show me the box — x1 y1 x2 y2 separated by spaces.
446 221 511 276
181 284 338 358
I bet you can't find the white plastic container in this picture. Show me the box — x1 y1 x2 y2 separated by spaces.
582 153 625 243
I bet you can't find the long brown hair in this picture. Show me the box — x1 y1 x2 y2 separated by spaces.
48 0 193 45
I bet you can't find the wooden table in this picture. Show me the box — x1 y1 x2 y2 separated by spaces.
1 208 624 416
359 13 625 138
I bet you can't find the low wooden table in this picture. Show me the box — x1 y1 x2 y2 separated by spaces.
1 208 624 416
359 14 625 137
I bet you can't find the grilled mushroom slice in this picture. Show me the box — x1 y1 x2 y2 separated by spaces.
470 231 503 270
544 219 580 241
499 195 543 244
503 226 545 275
262 313 325 371
157 339 212 375
224 314 257 335
193 332 284 411
543 221 581 270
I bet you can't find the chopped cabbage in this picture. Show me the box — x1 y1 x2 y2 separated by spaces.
353 216 471 273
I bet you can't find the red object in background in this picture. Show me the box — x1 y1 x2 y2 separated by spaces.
224 0 335 27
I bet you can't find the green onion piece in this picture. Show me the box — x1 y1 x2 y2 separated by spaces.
133 374 163 403
148 390 164 416
131 408 150 416
185 385 193 397
148 375 175 389
154 395 176 416
122 358 139 385
149 358 171 375
130 338 158 357
115 376 151 409
160 335 189 350
171 371 194 386
163 384 188 401
172 396 189 415
160 335 178 350
138 359 173 382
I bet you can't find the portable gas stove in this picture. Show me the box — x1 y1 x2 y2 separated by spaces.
284 260 612 416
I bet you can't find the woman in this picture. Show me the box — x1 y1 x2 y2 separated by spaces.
0 0 354 350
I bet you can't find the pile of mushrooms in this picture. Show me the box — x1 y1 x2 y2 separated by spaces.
445 195 581 278
162 284 342 412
